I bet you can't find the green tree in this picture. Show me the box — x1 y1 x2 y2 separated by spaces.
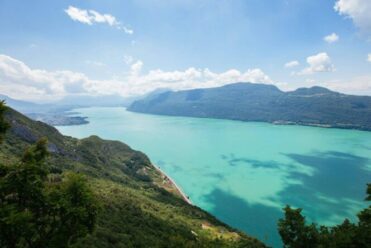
354 184 371 247
0 103 99 248
0 101 9 141
278 184 371 248
278 205 319 248
45 173 99 247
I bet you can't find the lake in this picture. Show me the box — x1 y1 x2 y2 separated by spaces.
57 107 371 247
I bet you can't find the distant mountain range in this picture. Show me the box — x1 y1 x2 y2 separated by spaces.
0 94 88 126
0 94 133 113
128 83 371 131
0 94 142 126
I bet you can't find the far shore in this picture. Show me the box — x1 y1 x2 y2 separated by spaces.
153 164 193 205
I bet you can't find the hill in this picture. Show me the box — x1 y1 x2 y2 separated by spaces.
128 83 371 131
0 94 88 126
0 106 265 248
0 91 168 126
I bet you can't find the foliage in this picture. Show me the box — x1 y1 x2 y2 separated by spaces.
278 184 371 248
0 105 266 247
0 107 99 248
278 206 319 248
0 101 10 142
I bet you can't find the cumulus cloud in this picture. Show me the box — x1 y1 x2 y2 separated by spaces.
368 53 371 62
299 52 335 75
64 6 133 34
0 55 93 101
334 0 371 38
284 60 300 68
324 33 339 43
0 54 273 102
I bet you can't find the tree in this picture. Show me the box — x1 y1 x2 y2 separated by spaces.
354 184 371 247
278 205 319 248
0 103 99 248
278 184 371 248
0 101 9 142
45 173 99 247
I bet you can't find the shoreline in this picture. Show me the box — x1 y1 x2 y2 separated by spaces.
127 108 371 132
153 164 193 205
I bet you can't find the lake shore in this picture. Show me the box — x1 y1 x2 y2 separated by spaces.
153 164 193 205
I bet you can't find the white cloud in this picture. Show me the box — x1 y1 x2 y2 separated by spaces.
324 33 339 43
0 54 273 102
88 10 118 26
284 60 299 68
0 55 89 101
368 53 371 62
130 60 143 76
123 55 134 65
65 6 92 25
118 26 134 35
323 76 371 95
334 0 371 38
299 52 335 75
64 6 133 34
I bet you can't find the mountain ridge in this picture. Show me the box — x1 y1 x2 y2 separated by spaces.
128 82 371 131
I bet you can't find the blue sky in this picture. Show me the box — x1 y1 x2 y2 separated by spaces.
0 0 370 101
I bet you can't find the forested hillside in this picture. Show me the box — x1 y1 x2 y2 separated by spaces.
128 83 371 131
0 103 265 248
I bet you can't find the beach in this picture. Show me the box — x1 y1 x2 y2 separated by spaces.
154 165 193 205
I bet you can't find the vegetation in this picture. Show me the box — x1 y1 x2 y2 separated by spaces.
0 103 265 247
0 101 99 247
278 184 371 248
128 82 371 131
0 101 9 142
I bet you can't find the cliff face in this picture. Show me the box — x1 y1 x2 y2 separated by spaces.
0 107 266 248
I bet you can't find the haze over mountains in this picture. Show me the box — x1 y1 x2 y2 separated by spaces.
0 93 143 126
128 82 371 131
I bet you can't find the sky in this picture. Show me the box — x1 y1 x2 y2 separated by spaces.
0 0 370 102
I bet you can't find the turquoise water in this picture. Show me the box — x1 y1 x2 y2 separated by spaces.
57 107 371 247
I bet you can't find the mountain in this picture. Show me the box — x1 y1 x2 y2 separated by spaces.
0 94 54 113
128 82 371 131
0 91 169 126
0 106 265 248
0 94 89 125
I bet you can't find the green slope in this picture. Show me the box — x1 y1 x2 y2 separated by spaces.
0 107 266 248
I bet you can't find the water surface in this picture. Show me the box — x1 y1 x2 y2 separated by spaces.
57 107 371 247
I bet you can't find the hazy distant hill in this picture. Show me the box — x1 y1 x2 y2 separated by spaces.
128 83 371 131
0 94 131 113
0 94 54 113
0 90 167 126
0 94 88 126
0 94 138 126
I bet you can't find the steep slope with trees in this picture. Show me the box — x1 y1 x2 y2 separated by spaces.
0 102 265 248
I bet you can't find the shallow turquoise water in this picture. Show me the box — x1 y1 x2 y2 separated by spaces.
57 107 371 247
